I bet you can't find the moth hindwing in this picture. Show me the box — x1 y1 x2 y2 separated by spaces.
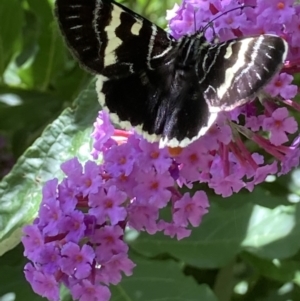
55 0 288 148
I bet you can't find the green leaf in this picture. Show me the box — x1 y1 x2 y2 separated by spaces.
53 64 92 101
25 0 66 90
241 203 300 259
111 254 219 301
256 287 297 301
0 0 23 78
242 252 300 282
131 188 300 268
0 244 44 301
247 185 290 209
0 87 65 156
0 80 99 255
15 9 39 68
131 194 254 269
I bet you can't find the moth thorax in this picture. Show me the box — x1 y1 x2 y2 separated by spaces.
175 39 198 68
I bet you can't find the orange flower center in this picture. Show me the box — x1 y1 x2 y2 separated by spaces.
189 153 199 163
168 147 183 157
105 236 114 244
226 17 233 25
76 254 83 263
150 151 159 159
102 173 112 181
104 199 113 209
86 287 96 294
277 2 285 9
85 179 92 187
185 203 193 212
119 173 128 182
150 181 159 190
119 157 127 165
275 120 283 128
73 221 80 230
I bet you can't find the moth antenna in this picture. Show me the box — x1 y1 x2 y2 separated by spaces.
202 5 255 35
193 9 197 33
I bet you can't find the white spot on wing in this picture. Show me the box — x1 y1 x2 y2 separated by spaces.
281 38 289 62
69 25 83 30
96 75 109 108
147 24 158 70
66 15 80 20
265 53 272 59
152 45 173 59
131 19 143 35
224 44 233 59
103 7 123 67
69 5 82 9
82 47 91 52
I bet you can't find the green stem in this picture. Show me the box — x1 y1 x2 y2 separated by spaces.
213 260 235 301
41 25 56 91
0 36 5 84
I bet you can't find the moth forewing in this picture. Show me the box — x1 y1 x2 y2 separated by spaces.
55 0 288 148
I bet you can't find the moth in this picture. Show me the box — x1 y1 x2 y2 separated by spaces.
55 0 288 148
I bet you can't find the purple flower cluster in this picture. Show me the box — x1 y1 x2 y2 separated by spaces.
22 146 209 301
23 0 300 300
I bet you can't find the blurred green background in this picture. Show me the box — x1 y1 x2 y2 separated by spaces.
1 1 300 301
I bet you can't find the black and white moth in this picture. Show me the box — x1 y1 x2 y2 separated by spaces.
55 0 288 148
